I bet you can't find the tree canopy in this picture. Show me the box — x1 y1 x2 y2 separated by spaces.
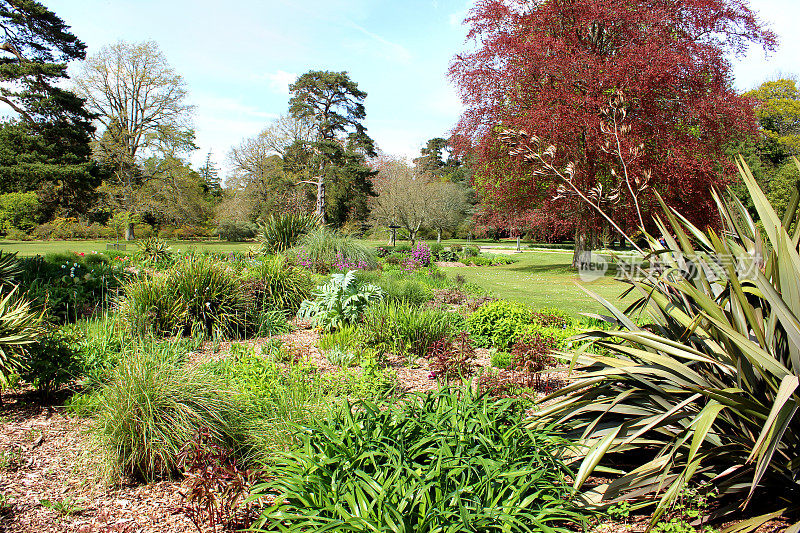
450 0 775 257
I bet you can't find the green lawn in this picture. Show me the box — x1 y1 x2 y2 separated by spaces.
1 238 632 318
440 250 635 318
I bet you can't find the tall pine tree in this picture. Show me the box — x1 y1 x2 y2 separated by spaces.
0 0 99 218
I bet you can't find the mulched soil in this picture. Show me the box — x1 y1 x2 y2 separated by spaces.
0 326 790 533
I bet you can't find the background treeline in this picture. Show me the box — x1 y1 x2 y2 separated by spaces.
0 1 798 248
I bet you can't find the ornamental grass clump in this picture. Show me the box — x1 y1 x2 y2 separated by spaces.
92 341 246 482
533 158 800 530
118 255 250 339
292 226 376 272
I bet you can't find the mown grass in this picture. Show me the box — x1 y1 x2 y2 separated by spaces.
440 250 635 318
2 239 633 319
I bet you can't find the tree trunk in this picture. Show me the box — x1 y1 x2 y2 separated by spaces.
316 179 326 225
572 227 589 269
125 221 135 241
437 229 442 243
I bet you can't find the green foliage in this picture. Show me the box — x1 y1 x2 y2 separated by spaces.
766 160 800 221
19 326 82 395
323 347 358 367
360 301 453 359
92 341 246 481
533 159 800 528
372 274 432 305
395 243 412 253
71 317 124 388
259 213 318 253
213 343 329 456
0 289 44 389
0 192 41 232
463 244 480 257
490 350 513 369
216 220 258 242
316 366 397 400
0 251 22 289
241 255 313 314
450 243 463 253
39 497 86 517
297 270 382 331
17 253 123 323
429 242 444 258
252 387 584 532
318 324 361 354
254 308 292 337
118 255 250 339
293 226 376 272
136 237 172 265
466 299 533 350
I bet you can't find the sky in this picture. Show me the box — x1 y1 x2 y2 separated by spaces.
45 0 800 176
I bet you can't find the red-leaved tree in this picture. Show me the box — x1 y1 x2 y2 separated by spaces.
450 0 775 264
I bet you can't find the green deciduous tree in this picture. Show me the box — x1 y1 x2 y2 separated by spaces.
745 78 800 164
75 40 194 239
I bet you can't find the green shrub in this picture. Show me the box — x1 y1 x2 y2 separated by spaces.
259 213 318 253
463 244 480 257
19 326 82 396
374 275 432 305
241 255 313 314
216 220 258 242
92 341 246 481
253 308 291 337
0 192 41 232
491 350 513 369
318 324 361 353
118 256 250 339
360 301 453 359
213 344 329 456
395 243 412 253
298 270 382 331
117 275 184 337
323 347 359 367
429 242 444 259
466 300 533 350
252 387 584 532
293 226 376 272
450 243 463 253
18 253 124 323
73 317 124 388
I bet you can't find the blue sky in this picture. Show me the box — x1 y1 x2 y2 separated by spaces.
47 0 800 174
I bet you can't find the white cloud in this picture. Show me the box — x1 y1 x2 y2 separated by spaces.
264 70 298 95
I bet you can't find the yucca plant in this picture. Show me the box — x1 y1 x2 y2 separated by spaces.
136 237 172 265
251 386 586 532
259 213 319 254
0 289 44 392
533 157 800 531
0 250 22 289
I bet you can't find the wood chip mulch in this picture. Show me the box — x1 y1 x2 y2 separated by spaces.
0 329 791 533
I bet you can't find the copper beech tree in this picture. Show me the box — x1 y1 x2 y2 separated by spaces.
450 0 775 265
